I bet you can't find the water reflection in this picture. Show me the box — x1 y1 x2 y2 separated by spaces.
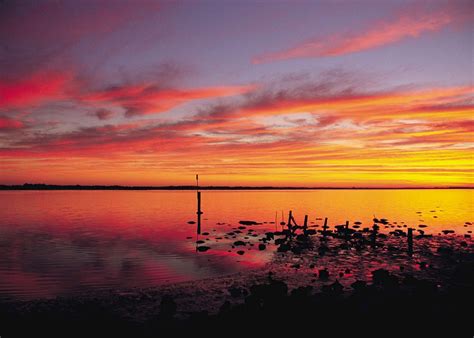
0 189 472 300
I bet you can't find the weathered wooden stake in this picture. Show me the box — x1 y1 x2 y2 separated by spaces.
290 213 298 227
275 211 278 231
197 191 202 235
407 227 413 256
303 215 308 231
322 217 328 238
371 223 378 248
287 210 293 230
345 220 349 240
281 210 284 231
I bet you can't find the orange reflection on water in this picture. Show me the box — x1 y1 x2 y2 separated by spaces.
0 189 472 300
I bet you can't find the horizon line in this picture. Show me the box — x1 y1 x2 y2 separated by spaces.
0 183 472 190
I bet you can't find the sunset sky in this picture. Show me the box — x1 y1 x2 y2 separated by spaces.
0 0 472 187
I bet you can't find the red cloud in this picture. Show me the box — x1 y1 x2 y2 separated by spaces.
254 3 468 63
83 84 254 117
0 71 70 109
0 116 25 131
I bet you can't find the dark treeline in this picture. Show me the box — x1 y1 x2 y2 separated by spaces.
0 183 471 190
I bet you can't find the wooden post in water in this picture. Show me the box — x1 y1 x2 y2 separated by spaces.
407 228 413 256
196 174 202 235
287 210 293 231
303 215 308 231
197 191 202 235
371 223 378 248
345 220 349 240
281 210 284 231
322 217 328 238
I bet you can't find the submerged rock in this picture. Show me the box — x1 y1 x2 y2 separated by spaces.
318 246 329 256
275 238 286 245
323 279 343 294
239 220 261 226
351 280 367 291
437 246 453 255
318 269 329 280
277 243 290 253
265 232 275 240
372 269 390 284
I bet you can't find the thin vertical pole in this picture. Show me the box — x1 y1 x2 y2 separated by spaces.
281 210 284 231
408 228 413 256
196 174 202 236
371 223 378 248
287 210 293 231
197 191 202 235
303 215 308 231
323 217 328 238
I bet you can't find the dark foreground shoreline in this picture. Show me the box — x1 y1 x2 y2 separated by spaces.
1 231 473 336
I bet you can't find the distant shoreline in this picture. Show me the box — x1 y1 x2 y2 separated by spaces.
0 184 472 190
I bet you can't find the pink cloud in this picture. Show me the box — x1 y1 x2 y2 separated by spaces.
254 3 469 63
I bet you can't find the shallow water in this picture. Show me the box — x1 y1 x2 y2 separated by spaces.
0 189 472 300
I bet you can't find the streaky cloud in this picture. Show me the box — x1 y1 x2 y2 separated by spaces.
253 2 471 63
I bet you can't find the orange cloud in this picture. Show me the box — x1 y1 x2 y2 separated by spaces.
254 3 468 63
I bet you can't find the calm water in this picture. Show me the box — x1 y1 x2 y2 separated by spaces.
0 189 472 300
